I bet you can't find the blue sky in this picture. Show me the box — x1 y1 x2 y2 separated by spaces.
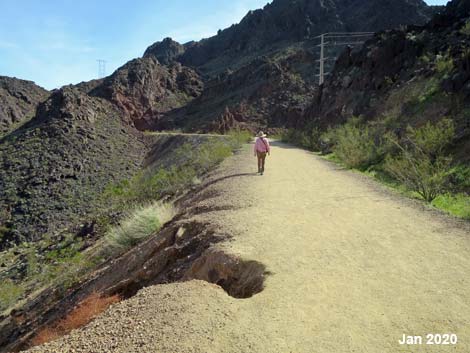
0 0 449 90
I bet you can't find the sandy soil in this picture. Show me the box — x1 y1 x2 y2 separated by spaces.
30 142 470 353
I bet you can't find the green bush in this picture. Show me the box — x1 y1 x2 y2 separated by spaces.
432 193 470 220
105 202 175 253
384 119 455 202
385 152 452 202
105 139 233 204
228 129 253 146
450 165 470 192
0 280 24 312
460 21 470 36
281 127 321 151
328 119 382 169
435 54 454 75
406 119 454 155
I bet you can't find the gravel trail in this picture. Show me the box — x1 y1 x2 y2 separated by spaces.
29 142 470 353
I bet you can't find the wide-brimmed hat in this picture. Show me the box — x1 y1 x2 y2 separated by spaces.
257 131 267 137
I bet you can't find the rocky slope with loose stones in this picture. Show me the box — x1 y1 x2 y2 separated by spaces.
0 76 49 138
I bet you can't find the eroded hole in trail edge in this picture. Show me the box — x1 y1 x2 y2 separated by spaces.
185 249 268 299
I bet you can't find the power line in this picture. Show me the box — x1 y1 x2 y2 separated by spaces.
315 32 374 85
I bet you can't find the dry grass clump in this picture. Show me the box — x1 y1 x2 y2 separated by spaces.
105 202 175 254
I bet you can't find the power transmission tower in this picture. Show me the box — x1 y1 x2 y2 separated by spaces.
315 32 374 85
97 59 107 78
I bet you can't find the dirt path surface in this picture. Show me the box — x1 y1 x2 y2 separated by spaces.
30 142 470 353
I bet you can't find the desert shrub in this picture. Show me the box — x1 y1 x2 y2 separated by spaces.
280 128 295 143
105 139 233 204
0 280 24 312
460 21 470 36
385 152 452 202
420 53 431 64
327 119 383 169
228 129 253 145
281 127 321 151
406 119 454 155
435 54 454 75
318 128 338 154
384 119 455 202
449 165 470 192
105 202 174 253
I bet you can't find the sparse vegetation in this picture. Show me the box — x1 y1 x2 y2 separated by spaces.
383 120 455 202
228 129 253 145
435 54 454 75
287 115 469 217
0 280 24 312
105 137 236 205
281 127 321 151
0 135 240 315
325 118 383 169
460 21 470 36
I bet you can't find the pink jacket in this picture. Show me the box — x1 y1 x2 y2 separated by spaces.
254 137 270 154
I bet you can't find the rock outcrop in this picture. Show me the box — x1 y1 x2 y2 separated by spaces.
162 51 317 132
0 77 49 137
91 57 203 130
143 37 186 65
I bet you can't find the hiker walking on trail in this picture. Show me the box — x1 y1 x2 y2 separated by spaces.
254 131 270 175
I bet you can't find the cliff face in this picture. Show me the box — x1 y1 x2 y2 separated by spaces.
142 0 440 132
164 51 317 133
0 77 49 138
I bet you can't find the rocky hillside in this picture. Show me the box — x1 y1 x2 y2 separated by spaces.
151 0 437 76
0 77 49 138
90 57 203 130
0 57 204 250
303 0 470 162
143 0 440 132
0 87 147 249
166 50 317 132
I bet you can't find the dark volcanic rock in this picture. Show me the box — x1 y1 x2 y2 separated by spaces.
143 37 186 65
162 50 317 132
147 0 439 76
0 77 49 137
0 86 147 247
303 0 470 162
142 0 440 131
91 57 203 130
